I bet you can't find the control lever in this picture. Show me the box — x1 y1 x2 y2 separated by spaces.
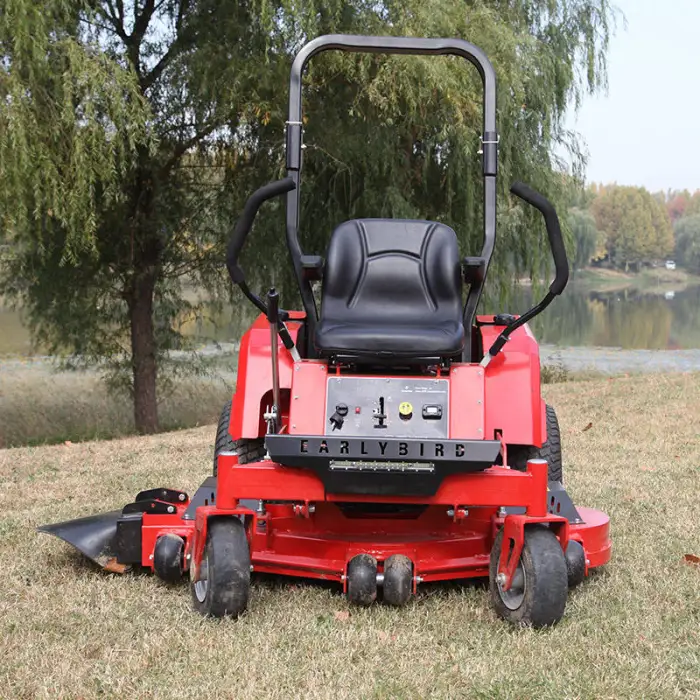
278 322 301 363
373 397 388 429
481 182 569 367
265 288 281 434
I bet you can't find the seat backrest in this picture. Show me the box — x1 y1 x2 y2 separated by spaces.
319 219 462 339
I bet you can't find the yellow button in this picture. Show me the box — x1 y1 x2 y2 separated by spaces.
399 402 413 417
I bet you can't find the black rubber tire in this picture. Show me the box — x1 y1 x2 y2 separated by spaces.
509 404 563 483
190 517 250 618
153 533 185 583
489 525 568 628
347 554 378 606
213 400 265 476
383 555 413 607
565 540 586 588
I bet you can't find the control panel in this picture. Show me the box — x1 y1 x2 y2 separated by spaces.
325 377 449 438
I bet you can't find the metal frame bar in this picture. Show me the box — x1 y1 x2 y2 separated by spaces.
283 35 499 352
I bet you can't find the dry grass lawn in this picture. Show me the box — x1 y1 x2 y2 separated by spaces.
1 373 699 699
0 369 233 448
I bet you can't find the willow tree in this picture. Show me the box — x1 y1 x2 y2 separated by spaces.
0 0 614 433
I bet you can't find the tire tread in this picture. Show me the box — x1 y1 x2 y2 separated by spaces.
213 400 265 475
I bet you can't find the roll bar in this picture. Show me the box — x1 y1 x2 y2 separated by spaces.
283 35 499 347
226 35 569 365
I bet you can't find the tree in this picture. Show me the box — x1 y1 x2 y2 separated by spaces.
686 191 700 218
667 191 691 222
569 207 601 270
591 186 673 269
674 215 700 273
0 0 616 433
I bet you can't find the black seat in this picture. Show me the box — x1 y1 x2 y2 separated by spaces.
315 219 464 360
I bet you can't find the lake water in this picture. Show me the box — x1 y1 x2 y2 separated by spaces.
514 284 700 351
2 284 700 368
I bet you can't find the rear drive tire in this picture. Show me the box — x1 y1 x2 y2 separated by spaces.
190 518 250 618
213 400 265 475
489 525 568 628
509 404 563 483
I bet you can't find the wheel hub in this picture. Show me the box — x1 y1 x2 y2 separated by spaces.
497 565 526 610
194 557 209 602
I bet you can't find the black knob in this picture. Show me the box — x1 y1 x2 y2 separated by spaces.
329 411 344 431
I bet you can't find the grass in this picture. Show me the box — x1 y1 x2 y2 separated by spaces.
0 367 235 448
1 373 699 699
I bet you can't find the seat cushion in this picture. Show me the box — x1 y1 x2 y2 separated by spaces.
315 219 464 359
315 320 465 357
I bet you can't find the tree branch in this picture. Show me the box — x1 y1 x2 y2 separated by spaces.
127 0 156 75
160 121 221 176
132 0 156 44
141 1 192 92
97 1 129 42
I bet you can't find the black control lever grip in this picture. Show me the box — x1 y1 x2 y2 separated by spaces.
226 177 296 285
480 183 570 368
266 287 280 325
510 181 569 296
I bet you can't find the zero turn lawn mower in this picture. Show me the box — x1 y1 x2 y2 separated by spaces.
40 34 611 627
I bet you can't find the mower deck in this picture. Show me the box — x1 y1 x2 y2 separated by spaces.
42 459 610 594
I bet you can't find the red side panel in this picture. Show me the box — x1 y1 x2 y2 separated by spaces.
229 312 304 439
288 361 327 435
448 364 484 439
478 317 545 447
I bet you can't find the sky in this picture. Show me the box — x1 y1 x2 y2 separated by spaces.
566 0 700 192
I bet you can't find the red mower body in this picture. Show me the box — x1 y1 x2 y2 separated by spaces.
125 317 610 600
39 33 612 628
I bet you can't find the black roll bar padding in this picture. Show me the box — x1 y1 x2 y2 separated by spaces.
509 181 569 296
225 177 296 286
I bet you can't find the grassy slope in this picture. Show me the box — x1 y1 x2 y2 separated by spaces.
0 370 234 448
1 373 699 699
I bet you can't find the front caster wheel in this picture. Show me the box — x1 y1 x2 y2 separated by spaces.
489 525 568 628
565 540 586 588
190 518 250 618
153 533 185 583
347 554 377 606
383 555 413 606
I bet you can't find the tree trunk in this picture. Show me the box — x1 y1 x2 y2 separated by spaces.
128 271 159 434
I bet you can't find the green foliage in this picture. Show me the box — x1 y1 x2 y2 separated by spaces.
0 0 150 258
569 206 601 269
0 0 616 430
686 191 700 218
590 185 673 269
674 215 700 273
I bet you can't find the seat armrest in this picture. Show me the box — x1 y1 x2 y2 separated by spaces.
301 255 324 281
462 257 486 285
